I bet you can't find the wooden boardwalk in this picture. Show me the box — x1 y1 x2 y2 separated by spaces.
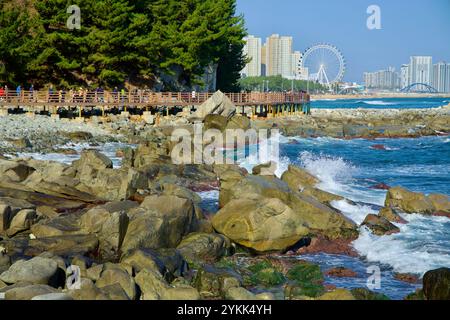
0 90 309 108
0 90 310 118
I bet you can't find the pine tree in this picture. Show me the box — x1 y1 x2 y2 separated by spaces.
0 0 248 91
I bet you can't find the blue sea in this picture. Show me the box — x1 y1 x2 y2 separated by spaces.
310 96 450 109
236 97 450 299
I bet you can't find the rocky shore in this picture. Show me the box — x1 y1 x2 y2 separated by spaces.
254 105 450 138
1 130 449 300
0 95 449 300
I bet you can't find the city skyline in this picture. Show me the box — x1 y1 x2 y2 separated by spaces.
237 0 450 82
364 56 450 93
242 34 304 80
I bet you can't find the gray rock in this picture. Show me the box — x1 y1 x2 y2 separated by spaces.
31 293 73 300
6 209 37 237
4 284 59 300
0 257 58 285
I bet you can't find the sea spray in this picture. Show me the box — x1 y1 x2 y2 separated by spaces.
353 214 450 276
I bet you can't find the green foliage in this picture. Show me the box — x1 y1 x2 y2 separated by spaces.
0 0 247 90
247 261 286 287
239 75 328 93
285 262 325 298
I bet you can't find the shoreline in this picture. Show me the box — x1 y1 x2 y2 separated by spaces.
311 93 450 100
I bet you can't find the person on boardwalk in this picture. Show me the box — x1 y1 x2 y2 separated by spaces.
121 88 126 105
48 85 54 102
29 84 35 102
0 86 4 101
16 85 21 101
113 87 118 103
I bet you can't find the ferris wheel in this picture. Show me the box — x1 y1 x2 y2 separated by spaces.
303 44 346 88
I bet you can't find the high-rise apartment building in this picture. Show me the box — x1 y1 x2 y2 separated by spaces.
264 34 295 78
241 35 262 77
261 44 267 76
364 67 400 90
432 62 450 93
409 56 433 90
291 51 303 79
240 34 311 81
400 64 410 89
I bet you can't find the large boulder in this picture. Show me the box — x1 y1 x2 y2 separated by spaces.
72 150 147 201
177 233 232 263
190 91 236 121
80 202 136 258
96 267 136 300
217 167 247 208
194 265 242 299
25 234 99 257
217 175 357 249
6 209 37 237
225 115 251 131
212 197 309 252
281 165 319 188
0 257 59 285
0 197 35 234
281 165 343 204
423 268 450 300
66 278 108 300
361 214 400 236
0 159 35 183
4 284 59 300
135 268 200 300
121 195 198 253
120 248 187 280
385 187 435 214
428 194 450 214
378 207 406 224
204 114 228 132
30 213 84 238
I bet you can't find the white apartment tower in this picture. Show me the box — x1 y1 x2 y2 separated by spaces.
291 51 303 79
400 64 410 89
241 35 262 77
409 56 433 90
265 34 294 78
432 62 450 93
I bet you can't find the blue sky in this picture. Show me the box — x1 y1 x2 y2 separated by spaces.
236 0 450 82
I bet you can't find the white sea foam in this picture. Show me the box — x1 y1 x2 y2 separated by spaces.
14 142 134 168
353 214 450 276
197 190 220 201
331 200 378 225
238 134 290 178
293 150 385 205
360 100 397 106
300 151 355 190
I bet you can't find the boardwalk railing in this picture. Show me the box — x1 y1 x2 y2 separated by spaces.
0 90 309 108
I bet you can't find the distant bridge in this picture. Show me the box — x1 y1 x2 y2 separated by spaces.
400 83 438 93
